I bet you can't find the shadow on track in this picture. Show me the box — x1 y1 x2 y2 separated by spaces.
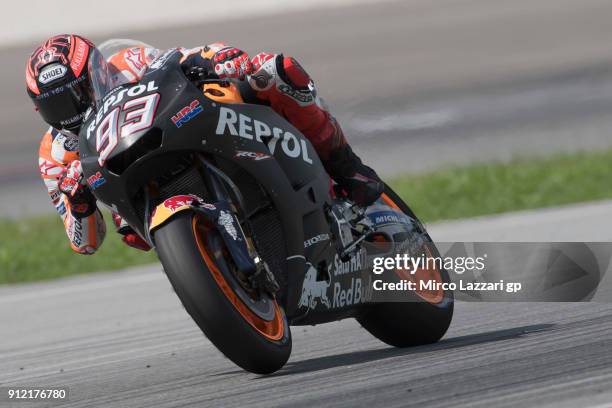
265 323 555 377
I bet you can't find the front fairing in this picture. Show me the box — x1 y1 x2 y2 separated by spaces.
80 50 331 317
79 52 328 229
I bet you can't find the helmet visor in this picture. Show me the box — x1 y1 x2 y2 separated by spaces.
32 75 92 131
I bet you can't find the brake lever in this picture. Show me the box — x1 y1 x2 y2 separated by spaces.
183 66 223 87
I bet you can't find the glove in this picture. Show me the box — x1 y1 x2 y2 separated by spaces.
181 52 214 86
213 47 253 79
112 212 151 252
57 160 96 218
250 52 275 72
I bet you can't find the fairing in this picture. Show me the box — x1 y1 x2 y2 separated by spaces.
79 50 333 315
79 45 430 322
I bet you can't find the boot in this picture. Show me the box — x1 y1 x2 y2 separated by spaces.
323 144 384 206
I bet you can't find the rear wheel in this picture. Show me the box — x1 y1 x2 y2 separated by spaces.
153 211 291 374
357 185 454 347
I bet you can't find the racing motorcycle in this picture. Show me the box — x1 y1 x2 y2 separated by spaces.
80 39 454 374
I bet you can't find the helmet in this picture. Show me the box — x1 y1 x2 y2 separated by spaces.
26 34 96 133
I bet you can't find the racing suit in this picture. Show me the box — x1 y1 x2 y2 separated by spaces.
38 43 348 254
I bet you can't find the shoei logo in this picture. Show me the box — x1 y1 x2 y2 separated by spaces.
215 107 313 164
38 64 67 84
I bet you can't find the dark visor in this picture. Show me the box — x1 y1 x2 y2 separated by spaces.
33 76 92 131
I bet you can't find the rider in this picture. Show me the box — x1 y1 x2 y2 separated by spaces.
26 34 383 254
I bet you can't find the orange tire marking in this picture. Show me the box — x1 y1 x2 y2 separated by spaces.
192 216 285 341
383 193 444 304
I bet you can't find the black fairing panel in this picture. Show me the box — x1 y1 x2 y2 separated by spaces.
79 57 332 314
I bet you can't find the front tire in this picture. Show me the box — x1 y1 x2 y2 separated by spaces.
153 211 291 374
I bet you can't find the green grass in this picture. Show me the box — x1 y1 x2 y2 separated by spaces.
389 149 612 222
0 212 157 284
1 148 612 284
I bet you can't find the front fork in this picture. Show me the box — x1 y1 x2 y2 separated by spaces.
147 156 279 294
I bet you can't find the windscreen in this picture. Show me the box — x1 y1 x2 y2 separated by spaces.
88 38 158 109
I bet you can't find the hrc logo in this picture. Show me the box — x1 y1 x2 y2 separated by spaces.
171 100 203 128
86 171 107 190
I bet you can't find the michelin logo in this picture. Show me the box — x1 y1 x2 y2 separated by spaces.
368 210 410 227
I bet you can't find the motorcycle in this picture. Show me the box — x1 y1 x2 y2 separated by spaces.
79 39 454 374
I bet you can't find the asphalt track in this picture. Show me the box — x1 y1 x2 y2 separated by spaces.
1 203 611 408
2 1 612 406
5 0 612 216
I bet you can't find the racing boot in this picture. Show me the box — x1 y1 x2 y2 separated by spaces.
323 144 384 207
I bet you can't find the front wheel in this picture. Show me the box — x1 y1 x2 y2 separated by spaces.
153 211 291 374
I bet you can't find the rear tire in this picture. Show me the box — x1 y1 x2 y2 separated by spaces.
153 211 291 374
357 185 454 347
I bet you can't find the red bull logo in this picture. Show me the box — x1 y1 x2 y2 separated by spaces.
163 195 199 212
298 265 331 309
149 194 211 231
